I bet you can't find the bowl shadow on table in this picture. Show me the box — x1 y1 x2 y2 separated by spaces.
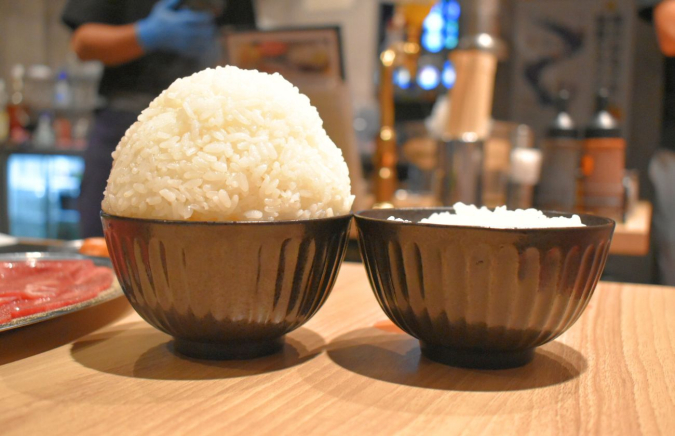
326 326 587 392
70 323 325 381
0 297 132 366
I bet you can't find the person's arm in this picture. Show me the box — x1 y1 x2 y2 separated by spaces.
71 23 145 66
66 0 215 67
655 0 675 56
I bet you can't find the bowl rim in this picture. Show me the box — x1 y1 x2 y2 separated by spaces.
354 207 616 233
100 211 353 226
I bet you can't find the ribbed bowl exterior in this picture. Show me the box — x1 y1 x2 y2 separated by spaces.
102 213 351 343
355 209 615 352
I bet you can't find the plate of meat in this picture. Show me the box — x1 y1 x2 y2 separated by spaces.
0 253 123 332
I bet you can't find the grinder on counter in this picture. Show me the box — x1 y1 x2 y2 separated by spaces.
580 89 626 221
536 90 582 212
438 0 506 206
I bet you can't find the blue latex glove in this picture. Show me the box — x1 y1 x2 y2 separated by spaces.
136 0 216 57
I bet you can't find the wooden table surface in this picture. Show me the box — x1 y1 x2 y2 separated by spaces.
1 263 674 435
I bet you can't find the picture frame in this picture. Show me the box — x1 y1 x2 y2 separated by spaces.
223 26 345 89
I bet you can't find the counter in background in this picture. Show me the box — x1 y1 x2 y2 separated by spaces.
611 201 652 256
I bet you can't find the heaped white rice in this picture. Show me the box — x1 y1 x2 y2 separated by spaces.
102 66 354 221
388 203 585 228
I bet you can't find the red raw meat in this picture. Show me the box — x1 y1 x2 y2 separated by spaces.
0 260 114 324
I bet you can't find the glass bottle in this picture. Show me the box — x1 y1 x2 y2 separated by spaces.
0 79 9 143
536 90 581 212
7 64 30 144
580 89 625 221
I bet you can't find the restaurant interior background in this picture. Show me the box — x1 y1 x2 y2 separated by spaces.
0 0 663 284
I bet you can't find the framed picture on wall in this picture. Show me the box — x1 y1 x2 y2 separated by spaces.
223 26 344 88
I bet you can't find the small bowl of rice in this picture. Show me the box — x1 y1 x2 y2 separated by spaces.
354 203 615 369
101 66 354 360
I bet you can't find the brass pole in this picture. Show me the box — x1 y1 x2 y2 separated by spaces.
373 49 398 205
372 3 432 206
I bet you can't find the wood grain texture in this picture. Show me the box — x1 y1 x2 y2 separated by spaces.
1 263 674 435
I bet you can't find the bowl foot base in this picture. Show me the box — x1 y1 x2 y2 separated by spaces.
420 342 535 369
173 336 285 360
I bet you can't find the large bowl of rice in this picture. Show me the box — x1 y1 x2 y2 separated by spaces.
103 66 353 221
354 205 615 369
101 66 353 360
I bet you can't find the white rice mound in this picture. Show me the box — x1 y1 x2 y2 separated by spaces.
388 202 585 229
102 66 354 221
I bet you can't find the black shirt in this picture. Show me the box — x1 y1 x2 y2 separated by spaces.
62 0 255 103
639 0 675 151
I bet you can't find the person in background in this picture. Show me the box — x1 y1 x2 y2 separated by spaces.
639 0 675 285
62 0 255 237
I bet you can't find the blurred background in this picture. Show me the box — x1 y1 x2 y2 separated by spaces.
0 0 664 283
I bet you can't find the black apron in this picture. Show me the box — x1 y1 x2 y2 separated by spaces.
78 109 138 237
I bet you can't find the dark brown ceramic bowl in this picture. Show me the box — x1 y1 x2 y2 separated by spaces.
101 212 351 360
354 208 615 369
